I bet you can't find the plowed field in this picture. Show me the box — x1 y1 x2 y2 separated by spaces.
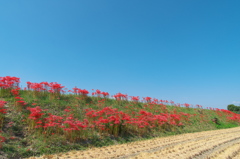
26 127 240 159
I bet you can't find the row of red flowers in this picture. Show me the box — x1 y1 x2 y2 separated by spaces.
1 76 203 108
26 105 191 138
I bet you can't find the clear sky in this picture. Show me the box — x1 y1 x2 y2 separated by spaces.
1 0 240 109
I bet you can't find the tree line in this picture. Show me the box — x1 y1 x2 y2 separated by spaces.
227 104 240 114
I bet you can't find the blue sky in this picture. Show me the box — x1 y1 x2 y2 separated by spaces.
1 0 240 109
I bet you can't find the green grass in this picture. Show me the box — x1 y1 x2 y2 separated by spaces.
0 90 239 158
215 122 239 129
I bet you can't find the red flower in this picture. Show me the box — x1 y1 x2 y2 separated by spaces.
0 136 6 143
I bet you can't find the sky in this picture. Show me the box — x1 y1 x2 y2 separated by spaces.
1 0 240 109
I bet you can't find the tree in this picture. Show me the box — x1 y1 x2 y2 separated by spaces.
227 104 235 111
227 104 240 113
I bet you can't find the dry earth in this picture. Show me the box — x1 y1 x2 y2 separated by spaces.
26 127 240 159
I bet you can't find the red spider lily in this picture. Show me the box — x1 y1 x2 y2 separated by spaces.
27 106 45 121
113 92 128 101
0 76 20 89
92 89 101 96
217 109 234 115
27 81 65 94
28 82 45 92
27 81 50 92
15 98 28 112
0 136 6 143
182 103 190 108
228 114 240 122
130 96 139 102
169 100 175 105
214 109 240 122
26 81 31 90
49 82 65 93
97 99 106 103
159 100 169 104
154 115 168 124
64 109 71 112
44 114 64 125
208 107 214 110
70 87 89 96
143 97 152 103
175 103 181 107
92 89 109 98
196 104 202 108
16 100 27 105
15 96 23 100
178 122 184 126
11 88 20 96
0 101 7 114
31 112 66 133
40 82 50 90
0 101 7 107
153 98 159 104
85 107 131 131
63 118 88 131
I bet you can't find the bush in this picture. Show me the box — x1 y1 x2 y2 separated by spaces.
227 104 240 112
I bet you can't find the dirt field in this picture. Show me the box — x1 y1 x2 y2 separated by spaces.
26 127 240 159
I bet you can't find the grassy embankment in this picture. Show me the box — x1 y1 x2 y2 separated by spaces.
0 81 239 158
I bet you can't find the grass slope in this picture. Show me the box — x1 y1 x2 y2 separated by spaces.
0 89 239 159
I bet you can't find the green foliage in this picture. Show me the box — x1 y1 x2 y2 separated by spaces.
227 104 240 112
227 104 240 114
215 122 238 129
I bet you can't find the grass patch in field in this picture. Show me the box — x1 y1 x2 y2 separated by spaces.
215 122 239 129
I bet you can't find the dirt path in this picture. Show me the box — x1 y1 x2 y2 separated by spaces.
26 127 240 159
